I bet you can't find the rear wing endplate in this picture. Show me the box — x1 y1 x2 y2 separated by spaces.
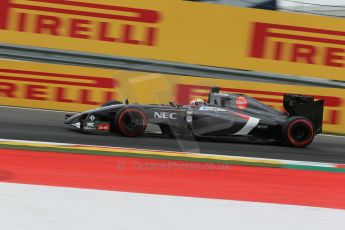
283 94 324 134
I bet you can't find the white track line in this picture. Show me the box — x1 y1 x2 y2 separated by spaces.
320 134 345 139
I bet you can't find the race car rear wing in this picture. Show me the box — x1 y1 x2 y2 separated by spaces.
283 94 324 134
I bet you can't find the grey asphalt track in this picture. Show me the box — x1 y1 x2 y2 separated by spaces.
0 106 344 163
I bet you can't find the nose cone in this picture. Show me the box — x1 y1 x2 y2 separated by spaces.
65 112 77 120
64 113 82 125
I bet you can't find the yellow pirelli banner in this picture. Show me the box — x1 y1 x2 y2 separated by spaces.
1 0 345 81
0 60 344 134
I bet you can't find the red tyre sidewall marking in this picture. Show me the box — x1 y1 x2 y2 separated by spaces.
117 108 147 137
287 119 314 147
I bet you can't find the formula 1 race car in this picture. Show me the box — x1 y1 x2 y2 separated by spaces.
64 87 324 148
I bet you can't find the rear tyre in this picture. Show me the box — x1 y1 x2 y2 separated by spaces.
102 100 122 107
116 108 147 137
282 116 315 148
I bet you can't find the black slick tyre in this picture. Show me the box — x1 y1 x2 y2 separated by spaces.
282 116 315 148
116 108 147 137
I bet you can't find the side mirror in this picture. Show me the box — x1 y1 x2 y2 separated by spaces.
169 101 177 107
210 86 220 93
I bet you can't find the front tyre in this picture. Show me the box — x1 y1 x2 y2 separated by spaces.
282 116 315 148
116 108 147 137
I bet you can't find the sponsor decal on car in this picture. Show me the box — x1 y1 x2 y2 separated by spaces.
97 123 110 131
257 124 268 129
186 110 193 123
235 96 248 110
84 122 95 129
89 115 95 122
154 111 177 120
84 114 97 129
199 106 227 112
213 93 230 97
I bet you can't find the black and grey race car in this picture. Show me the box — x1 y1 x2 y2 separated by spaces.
65 87 324 148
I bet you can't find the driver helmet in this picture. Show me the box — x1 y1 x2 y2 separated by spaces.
190 98 205 108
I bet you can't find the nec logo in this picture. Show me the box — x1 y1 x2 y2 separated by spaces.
0 0 161 46
154 112 177 120
249 22 345 68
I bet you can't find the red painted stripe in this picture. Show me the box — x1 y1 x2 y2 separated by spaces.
0 68 115 88
0 0 10 30
1 149 345 209
263 22 345 37
252 97 281 103
253 96 341 107
0 75 103 88
10 3 159 23
194 88 340 107
223 88 283 97
27 0 160 23
268 32 345 46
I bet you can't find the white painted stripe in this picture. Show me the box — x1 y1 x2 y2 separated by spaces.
276 159 334 168
0 183 344 230
233 117 260 135
0 138 74 146
320 134 345 139
190 152 335 168
0 138 337 168
0 58 21 61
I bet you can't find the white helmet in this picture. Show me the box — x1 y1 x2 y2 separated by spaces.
190 98 205 108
